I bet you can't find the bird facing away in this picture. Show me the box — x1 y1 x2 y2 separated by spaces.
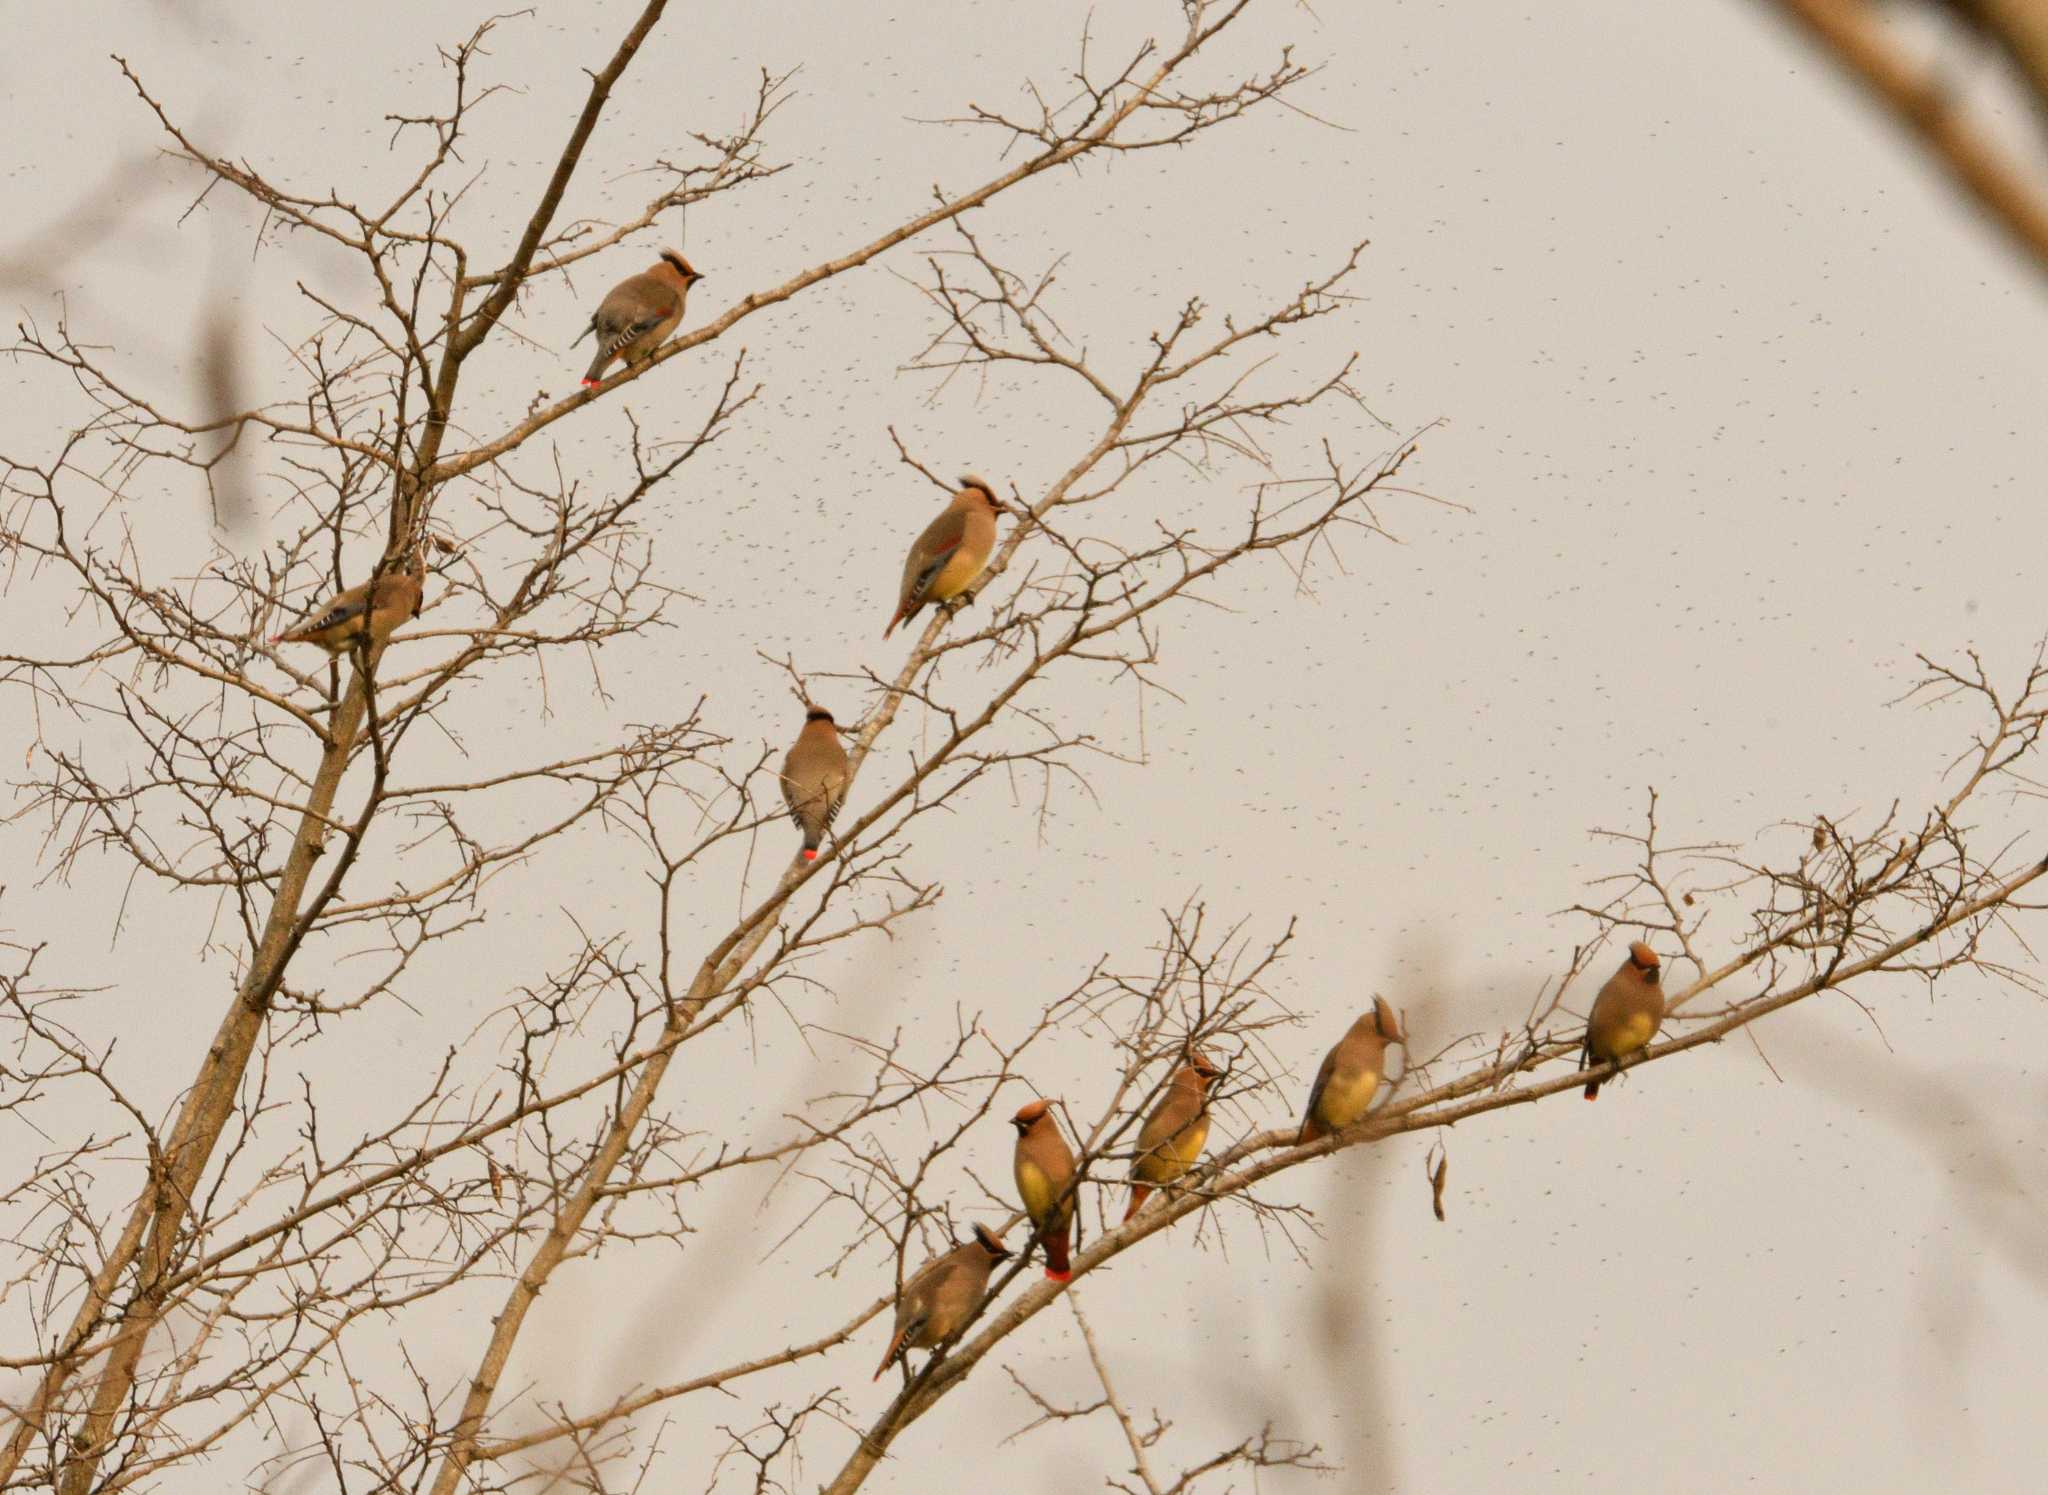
270 549 426 656
1298 996 1404 1144
883 475 1005 638
1581 941 1664 1100
780 706 850 862
1010 1099 1078 1282
1124 1052 1224 1224
573 249 702 387
872 1224 1010 1381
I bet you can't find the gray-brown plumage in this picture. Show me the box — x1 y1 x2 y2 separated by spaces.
1011 1099 1077 1282
872 1224 1010 1381
574 250 702 387
1298 996 1403 1144
1581 941 1664 1100
1123 1052 1223 1223
883 476 1005 638
270 549 426 655
780 707 850 862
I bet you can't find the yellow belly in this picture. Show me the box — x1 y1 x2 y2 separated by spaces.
1016 1159 1058 1221
1592 1011 1658 1062
927 546 986 604
1316 1067 1382 1131
1137 1115 1210 1184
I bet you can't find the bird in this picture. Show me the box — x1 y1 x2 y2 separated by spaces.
883 475 1006 638
1010 1099 1078 1282
573 250 703 388
1298 996 1403 1144
780 706 850 862
270 548 426 655
872 1224 1010 1381
1123 1051 1223 1223
1581 941 1665 1100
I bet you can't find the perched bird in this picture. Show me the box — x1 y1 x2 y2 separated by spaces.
1124 1051 1223 1224
1581 941 1665 1100
780 706 850 862
573 250 703 387
872 1224 1010 1381
1010 1099 1078 1282
270 549 426 655
1298 996 1403 1144
883 475 1006 638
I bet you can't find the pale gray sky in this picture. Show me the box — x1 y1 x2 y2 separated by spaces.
4 2 2047 1491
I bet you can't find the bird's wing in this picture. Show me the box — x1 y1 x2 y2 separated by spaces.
779 756 808 827
781 744 849 830
594 277 680 346
821 764 850 825
1132 1091 1193 1176
904 510 969 604
781 785 827 834
600 315 670 357
294 589 371 637
1301 1045 1341 1135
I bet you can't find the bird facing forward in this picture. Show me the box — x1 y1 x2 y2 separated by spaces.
1581 941 1664 1100
1011 1099 1078 1282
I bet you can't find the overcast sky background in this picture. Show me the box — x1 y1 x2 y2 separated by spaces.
5 2 2048 1491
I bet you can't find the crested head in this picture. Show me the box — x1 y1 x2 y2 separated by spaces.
1011 1097 1052 1129
1362 996 1403 1043
803 706 835 725
1627 940 1661 977
1186 1050 1223 1084
970 1224 1010 1259
658 249 701 281
956 475 1005 512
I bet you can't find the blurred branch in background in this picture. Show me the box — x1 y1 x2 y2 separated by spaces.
1758 0 2048 273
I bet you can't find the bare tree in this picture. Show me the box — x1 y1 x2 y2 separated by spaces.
1 3 2044 1493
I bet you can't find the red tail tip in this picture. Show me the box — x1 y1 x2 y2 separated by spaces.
1045 1268 1072 1283
580 378 600 389
801 848 818 862
1583 1084 1599 1101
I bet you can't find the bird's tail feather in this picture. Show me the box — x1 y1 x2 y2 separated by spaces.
872 1325 911 1382
1044 1224 1071 1282
1122 1184 1152 1224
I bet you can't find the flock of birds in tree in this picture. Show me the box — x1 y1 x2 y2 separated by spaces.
262 248 1672 1387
